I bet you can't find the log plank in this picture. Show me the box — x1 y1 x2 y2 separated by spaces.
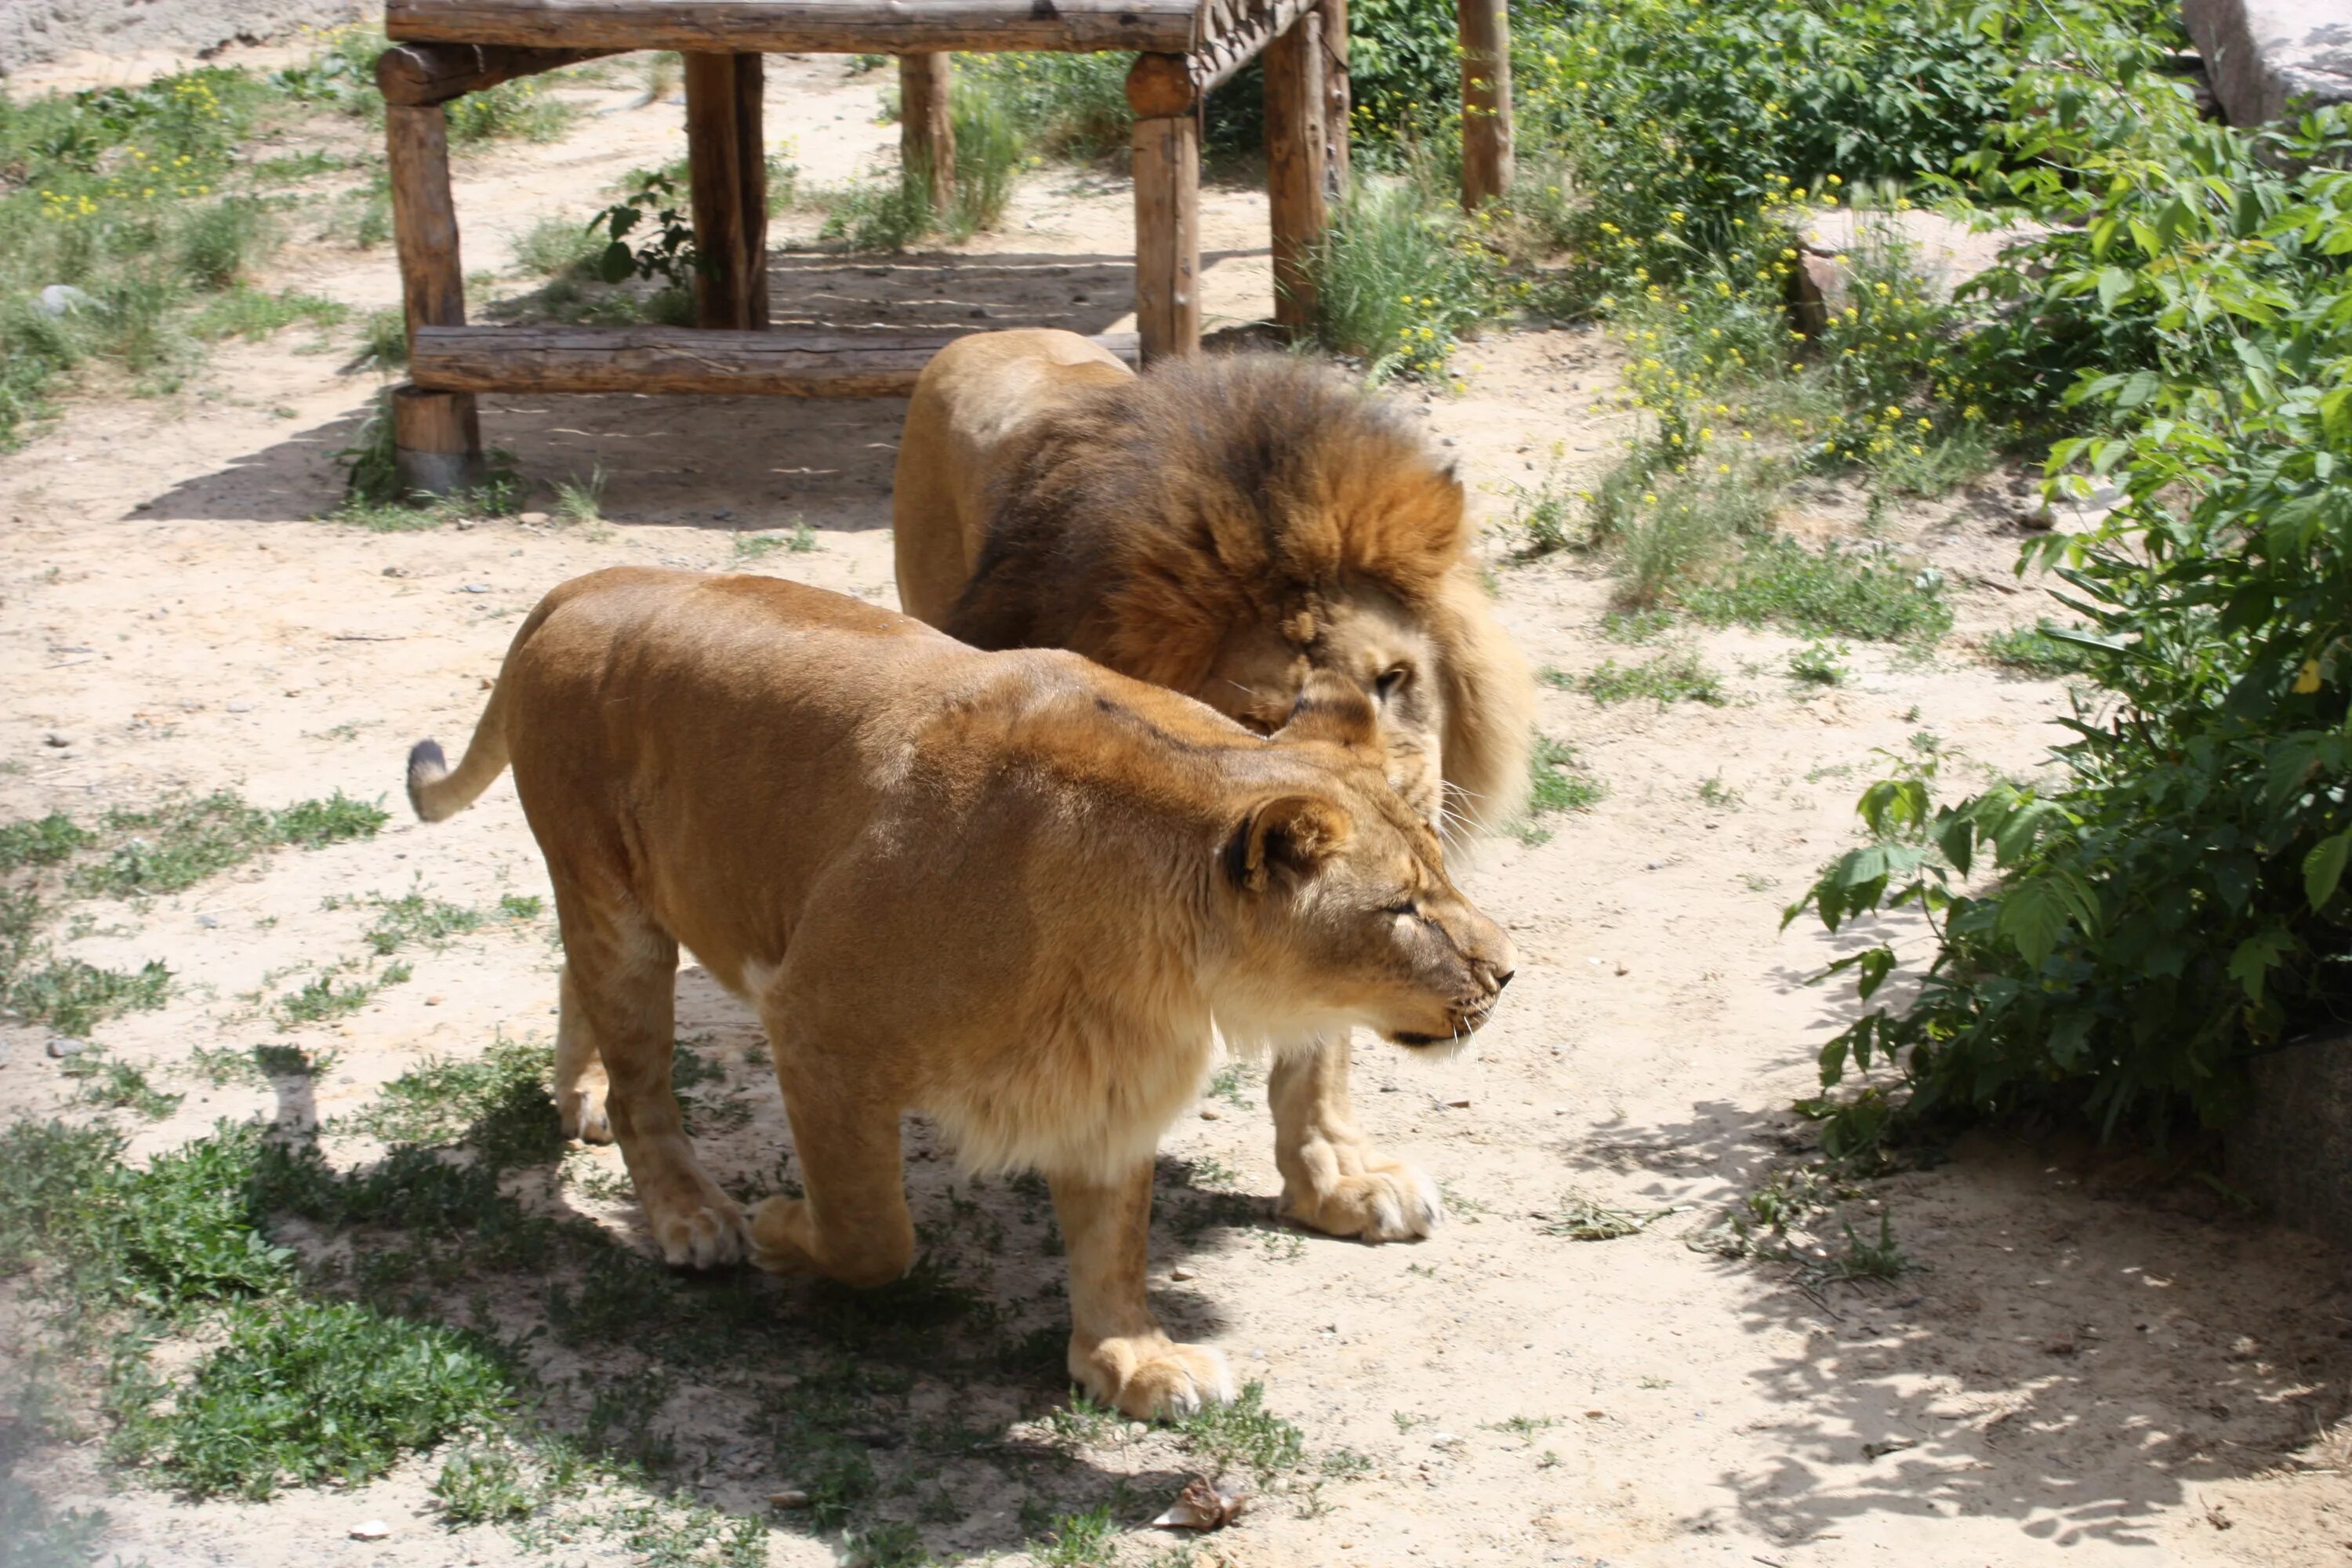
409 325 1140 395
386 0 1201 54
376 42 619 104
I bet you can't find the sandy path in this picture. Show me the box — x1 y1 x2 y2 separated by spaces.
3 52 2349 1568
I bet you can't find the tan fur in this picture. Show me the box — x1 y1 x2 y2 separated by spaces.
892 332 1537 1242
407 568 1512 1418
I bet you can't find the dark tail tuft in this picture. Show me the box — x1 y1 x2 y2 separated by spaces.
406 739 449 820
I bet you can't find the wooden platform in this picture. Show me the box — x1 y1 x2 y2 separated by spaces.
412 325 1140 397
385 0 1203 53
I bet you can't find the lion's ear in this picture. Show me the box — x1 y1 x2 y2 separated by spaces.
1225 795 1353 891
1274 670 1379 755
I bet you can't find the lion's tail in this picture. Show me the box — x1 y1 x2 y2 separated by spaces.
405 597 553 822
406 685 510 823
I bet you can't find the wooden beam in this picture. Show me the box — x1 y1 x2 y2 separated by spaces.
1458 0 1512 210
376 41 618 105
684 53 768 332
387 104 466 346
1265 9 1326 339
1123 0 1311 115
1321 0 1350 196
1131 108 1201 363
899 54 956 217
409 325 1141 396
391 383 485 495
384 0 1200 54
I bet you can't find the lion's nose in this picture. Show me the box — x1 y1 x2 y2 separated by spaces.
1493 967 1514 992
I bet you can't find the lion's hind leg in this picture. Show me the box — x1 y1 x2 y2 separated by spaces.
1051 1162 1236 1421
553 964 612 1144
554 880 745 1269
1269 1032 1443 1243
745 1018 915 1289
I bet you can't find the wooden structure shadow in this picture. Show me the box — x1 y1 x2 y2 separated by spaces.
377 0 1343 493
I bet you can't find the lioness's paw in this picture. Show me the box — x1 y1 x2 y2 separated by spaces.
1075 1338 1237 1421
559 1084 612 1144
644 1189 748 1269
1280 1157 1442 1243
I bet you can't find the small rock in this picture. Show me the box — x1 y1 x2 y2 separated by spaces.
1444 1098 1471 1109
0 1042 10 1069
713 509 734 521
1199 1107 1220 1120
1646 860 1663 870
768 1489 811 1509
1171 1266 1197 1282
349 1520 390 1541
226 701 253 713
46 1036 86 1059
461 583 492 594
381 565 405 577
196 913 220 929
36 284 96 318
519 510 550 525
455 518 477 532
1125 1421 1148 1440
968 306 987 318
1439 437 1457 447
1429 1431 1464 1449
425 994 445 1007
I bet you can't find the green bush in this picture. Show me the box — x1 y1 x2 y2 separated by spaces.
1787 32 2352 1152
1308 176 1502 380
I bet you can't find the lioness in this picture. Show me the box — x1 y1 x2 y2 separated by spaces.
405 568 1512 1417
894 331 1536 1243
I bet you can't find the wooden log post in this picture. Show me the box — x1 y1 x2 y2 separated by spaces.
385 101 481 495
1321 0 1350 198
1265 10 1327 339
1458 0 1512 211
1127 55 1202 363
684 53 770 332
899 53 956 218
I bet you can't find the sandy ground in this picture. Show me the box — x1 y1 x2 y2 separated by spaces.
5 49 2352 1568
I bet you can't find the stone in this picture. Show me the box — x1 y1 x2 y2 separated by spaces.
768 1488 811 1509
2184 1 2352 126
347 1520 390 1541
45 1036 85 1059
35 285 94 318
42 731 71 748
225 700 253 713
2228 1031 2352 1245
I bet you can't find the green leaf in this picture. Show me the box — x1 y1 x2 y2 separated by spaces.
2306 830 2352 909
1994 880 2073 969
2227 928 2296 1005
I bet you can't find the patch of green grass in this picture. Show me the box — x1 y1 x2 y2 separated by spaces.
1514 734 1605 844
732 520 817 562
63 1053 183 1120
514 212 602 278
6 956 172 1036
340 1034 559 1171
954 50 1131 163
1308 174 1501 383
1567 647 1726 707
1809 1212 1913 1285
188 1043 334 1086
1604 449 1784 610
817 165 937 253
362 891 485 955
497 892 544 920
1788 639 1851 686
1036 1504 1116 1567
1697 773 1744 809
850 1519 930 1568
356 305 406 371
1980 622 2095 677
1599 608 1675 644
64 790 385 899
0 814 94 871
552 465 608 527
273 962 405 1029
111 1297 513 1500
187 286 347 342
446 78 575 145
1685 535 1951 644
1172 1381 1303 1483
1507 471 1581 557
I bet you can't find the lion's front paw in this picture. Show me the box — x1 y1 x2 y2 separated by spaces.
640 1177 747 1269
1072 1334 1237 1421
1280 1152 1442 1243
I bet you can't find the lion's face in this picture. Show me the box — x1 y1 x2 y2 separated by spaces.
1197 583 1450 837
1212 681 1512 1054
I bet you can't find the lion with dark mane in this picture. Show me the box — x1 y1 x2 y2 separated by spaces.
895 329 1534 1243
